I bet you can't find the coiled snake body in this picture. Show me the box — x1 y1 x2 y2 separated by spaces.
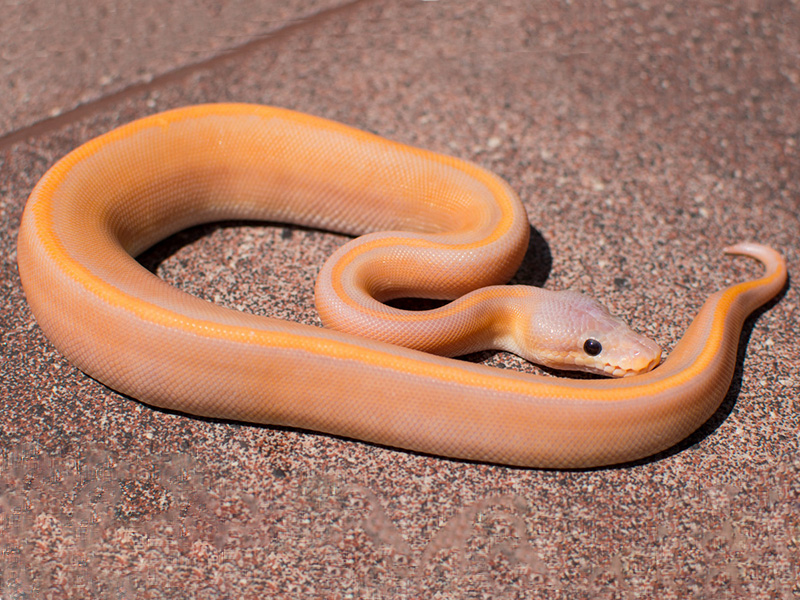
17 104 787 468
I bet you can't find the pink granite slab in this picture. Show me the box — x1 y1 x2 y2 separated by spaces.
1 1 798 597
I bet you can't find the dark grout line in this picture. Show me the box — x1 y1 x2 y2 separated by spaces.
0 0 371 152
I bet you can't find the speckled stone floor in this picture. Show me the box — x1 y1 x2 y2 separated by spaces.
1 1 798 598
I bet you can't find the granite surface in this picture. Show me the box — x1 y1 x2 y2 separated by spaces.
1 0 798 598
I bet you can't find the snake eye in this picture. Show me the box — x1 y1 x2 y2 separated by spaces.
583 338 602 356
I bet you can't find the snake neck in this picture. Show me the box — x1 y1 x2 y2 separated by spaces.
316 283 662 376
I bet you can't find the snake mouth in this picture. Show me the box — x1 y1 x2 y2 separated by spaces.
603 352 663 378
554 353 662 378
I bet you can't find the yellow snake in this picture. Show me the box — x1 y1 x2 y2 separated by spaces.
16 104 787 468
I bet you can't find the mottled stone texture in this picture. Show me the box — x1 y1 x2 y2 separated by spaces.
1 0 797 598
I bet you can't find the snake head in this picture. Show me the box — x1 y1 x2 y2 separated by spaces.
511 289 662 378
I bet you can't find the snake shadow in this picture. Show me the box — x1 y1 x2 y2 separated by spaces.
511 225 553 288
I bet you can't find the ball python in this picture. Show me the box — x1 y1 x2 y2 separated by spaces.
17 104 787 468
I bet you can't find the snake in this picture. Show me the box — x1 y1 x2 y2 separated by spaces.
17 103 787 468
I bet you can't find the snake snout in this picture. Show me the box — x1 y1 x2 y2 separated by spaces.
614 337 662 377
